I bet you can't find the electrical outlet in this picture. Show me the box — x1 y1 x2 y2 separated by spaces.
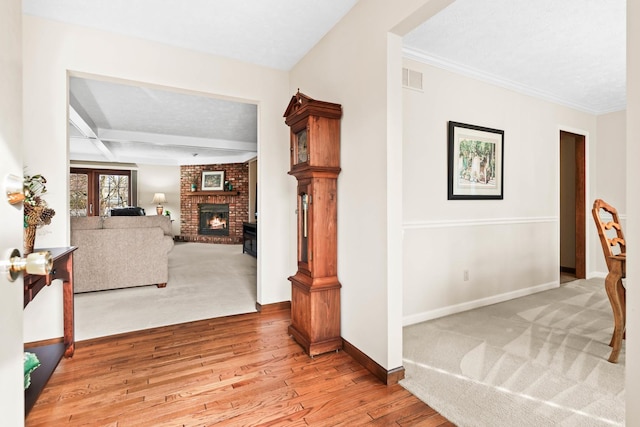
464 270 469 281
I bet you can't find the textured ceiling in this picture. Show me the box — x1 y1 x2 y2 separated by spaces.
24 0 625 165
23 0 359 71
68 77 258 165
404 0 626 114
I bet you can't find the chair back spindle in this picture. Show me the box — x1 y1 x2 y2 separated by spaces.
592 199 626 273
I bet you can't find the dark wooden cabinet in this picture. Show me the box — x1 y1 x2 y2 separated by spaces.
284 91 342 356
242 222 257 257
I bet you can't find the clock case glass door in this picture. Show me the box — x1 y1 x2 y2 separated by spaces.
296 128 308 164
297 184 312 270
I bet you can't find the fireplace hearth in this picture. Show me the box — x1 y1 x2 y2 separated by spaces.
198 203 229 236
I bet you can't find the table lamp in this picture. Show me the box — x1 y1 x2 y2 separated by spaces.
152 193 167 216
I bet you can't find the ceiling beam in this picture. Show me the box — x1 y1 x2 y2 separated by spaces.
96 128 257 152
68 106 117 162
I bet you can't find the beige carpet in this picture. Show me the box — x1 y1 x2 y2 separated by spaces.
401 278 625 427
75 242 257 341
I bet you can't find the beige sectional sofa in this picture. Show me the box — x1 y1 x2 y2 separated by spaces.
70 215 174 293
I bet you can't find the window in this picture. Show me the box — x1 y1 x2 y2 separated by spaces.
70 168 135 216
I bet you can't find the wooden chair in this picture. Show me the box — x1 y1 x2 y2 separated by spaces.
592 199 626 363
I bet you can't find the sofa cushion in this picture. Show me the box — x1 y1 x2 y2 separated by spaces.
70 216 103 230
103 215 173 236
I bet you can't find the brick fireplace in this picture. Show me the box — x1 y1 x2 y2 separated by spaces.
177 163 249 244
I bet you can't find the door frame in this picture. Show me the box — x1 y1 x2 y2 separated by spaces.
560 129 586 279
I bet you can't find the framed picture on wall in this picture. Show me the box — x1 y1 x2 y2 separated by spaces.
448 121 504 200
202 171 225 191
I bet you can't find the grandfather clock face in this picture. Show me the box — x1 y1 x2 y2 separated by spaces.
296 128 308 164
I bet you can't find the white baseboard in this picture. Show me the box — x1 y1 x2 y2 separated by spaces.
403 281 559 327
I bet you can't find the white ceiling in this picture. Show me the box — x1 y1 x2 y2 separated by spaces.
24 0 625 166
23 0 360 71
68 77 259 165
404 0 626 114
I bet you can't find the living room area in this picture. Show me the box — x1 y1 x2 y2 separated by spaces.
67 77 260 340
70 162 259 340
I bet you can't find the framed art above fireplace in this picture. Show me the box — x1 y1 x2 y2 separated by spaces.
201 171 224 191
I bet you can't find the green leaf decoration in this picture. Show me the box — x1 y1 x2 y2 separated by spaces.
24 352 41 390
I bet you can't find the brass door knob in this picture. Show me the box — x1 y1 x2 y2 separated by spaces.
1 249 52 282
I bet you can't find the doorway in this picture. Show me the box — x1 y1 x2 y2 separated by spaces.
559 130 586 283
67 74 259 338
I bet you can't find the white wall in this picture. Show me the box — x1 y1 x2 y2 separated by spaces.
592 110 627 275
626 0 640 424
402 59 597 324
137 164 181 236
289 0 453 370
22 16 291 341
595 111 626 210
289 2 391 370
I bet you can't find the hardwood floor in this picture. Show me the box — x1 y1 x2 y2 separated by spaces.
26 307 453 426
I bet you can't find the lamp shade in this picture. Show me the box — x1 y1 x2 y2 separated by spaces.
152 193 167 204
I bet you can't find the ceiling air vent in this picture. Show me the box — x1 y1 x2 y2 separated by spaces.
402 67 423 91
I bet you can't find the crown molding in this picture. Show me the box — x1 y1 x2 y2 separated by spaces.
402 47 626 115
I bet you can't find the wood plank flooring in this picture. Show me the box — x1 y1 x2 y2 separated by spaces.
26 307 453 426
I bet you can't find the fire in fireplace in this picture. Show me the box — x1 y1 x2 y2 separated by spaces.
198 203 229 236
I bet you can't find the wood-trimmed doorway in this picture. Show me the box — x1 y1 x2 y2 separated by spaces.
559 130 586 281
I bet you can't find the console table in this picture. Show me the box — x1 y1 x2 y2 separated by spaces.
24 246 76 416
242 222 257 257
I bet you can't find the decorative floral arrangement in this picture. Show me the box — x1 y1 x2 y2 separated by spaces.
23 173 56 228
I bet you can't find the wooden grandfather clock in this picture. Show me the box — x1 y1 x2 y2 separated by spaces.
284 91 342 356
